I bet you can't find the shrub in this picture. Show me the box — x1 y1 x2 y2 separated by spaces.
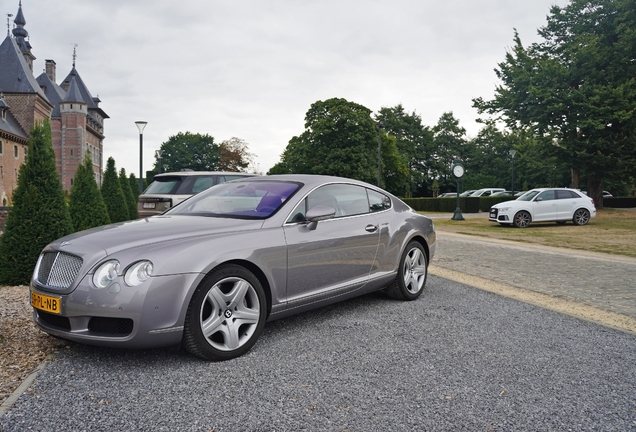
0 120 74 285
101 157 130 223
69 152 111 231
119 168 137 219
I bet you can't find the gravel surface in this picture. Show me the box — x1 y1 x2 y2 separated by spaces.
2 276 635 431
0 286 65 403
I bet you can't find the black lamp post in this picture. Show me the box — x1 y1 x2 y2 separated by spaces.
135 121 147 192
451 159 465 221
509 149 517 196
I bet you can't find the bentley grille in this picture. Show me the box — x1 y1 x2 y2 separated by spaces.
36 252 83 289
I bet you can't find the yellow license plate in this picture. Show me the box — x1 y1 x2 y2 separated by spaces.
31 291 61 314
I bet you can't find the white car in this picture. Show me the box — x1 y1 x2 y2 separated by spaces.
489 188 596 228
469 188 506 197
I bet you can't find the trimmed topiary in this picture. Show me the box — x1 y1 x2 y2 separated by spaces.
0 120 74 285
69 152 111 231
101 157 130 223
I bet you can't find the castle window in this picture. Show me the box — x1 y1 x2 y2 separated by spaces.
70 149 74 156
0 141 3 155
70 178 74 186
14 145 18 158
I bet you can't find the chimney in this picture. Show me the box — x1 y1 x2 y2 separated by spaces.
45 59 56 83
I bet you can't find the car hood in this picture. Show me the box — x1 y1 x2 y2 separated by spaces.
49 215 264 256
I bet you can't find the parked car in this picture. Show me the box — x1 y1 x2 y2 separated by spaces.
580 190 613 198
138 171 256 217
491 191 513 197
459 190 476 197
438 192 457 198
488 188 596 228
30 175 436 361
469 188 506 197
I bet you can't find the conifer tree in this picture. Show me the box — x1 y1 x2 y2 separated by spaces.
0 120 74 285
69 152 111 231
119 168 137 219
129 173 141 202
101 157 130 223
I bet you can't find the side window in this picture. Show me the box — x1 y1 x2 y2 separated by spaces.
556 190 576 199
537 190 555 201
286 183 370 223
0 140 3 155
191 176 216 193
368 189 391 212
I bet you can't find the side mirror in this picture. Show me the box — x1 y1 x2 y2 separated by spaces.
305 205 335 231
535 197 543 202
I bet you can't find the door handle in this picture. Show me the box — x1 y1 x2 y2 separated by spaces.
365 224 378 233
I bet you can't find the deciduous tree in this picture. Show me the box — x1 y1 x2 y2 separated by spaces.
154 132 220 172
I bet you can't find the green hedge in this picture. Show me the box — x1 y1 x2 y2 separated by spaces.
604 197 636 208
402 196 636 213
402 197 481 213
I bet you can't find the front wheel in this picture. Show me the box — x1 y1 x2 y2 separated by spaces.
513 211 531 228
573 208 590 226
182 264 267 361
385 241 428 301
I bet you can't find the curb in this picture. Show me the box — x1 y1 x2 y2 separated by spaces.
0 359 49 417
429 264 636 336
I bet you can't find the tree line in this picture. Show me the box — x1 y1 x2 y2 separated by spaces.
269 0 636 204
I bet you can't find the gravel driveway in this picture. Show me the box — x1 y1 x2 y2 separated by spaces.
2 276 635 431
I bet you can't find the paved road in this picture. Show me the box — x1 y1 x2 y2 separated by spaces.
431 231 636 322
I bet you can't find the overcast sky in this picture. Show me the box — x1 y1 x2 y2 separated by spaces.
12 0 566 177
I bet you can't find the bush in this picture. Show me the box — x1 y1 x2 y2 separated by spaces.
69 152 111 231
0 120 74 285
603 197 636 208
402 197 481 213
119 168 137 219
101 157 130 223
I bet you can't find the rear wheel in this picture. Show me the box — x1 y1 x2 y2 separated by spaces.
385 241 428 301
513 211 531 228
573 208 590 226
182 264 266 361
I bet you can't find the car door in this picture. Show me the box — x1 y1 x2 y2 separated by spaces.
532 190 557 221
556 189 581 220
283 184 380 303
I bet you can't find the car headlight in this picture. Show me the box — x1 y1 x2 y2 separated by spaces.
498 207 512 212
93 260 120 289
124 260 154 286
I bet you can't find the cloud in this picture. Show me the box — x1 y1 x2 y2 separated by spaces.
17 0 565 176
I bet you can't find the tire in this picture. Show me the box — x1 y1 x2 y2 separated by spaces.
182 264 267 361
513 211 531 228
573 208 590 226
385 241 428 301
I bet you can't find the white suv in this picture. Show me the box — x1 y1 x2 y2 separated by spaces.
489 188 596 228
138 171 256 217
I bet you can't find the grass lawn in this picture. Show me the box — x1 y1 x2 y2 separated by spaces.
428 208 636 258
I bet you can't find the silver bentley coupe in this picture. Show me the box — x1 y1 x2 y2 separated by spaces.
30 175 436 360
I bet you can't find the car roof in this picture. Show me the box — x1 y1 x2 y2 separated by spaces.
154 171 257 178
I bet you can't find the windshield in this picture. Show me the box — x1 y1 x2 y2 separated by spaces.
517 190 540 201
143 176 182 194
166 181 301 219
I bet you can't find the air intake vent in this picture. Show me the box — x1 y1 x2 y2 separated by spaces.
36 252 83 289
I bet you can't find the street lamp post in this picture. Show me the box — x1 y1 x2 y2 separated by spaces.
376 121 384 188
509 149 517 196
135 121 147 193
155 149 163 174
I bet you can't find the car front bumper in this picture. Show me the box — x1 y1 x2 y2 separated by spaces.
31 272 202 349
